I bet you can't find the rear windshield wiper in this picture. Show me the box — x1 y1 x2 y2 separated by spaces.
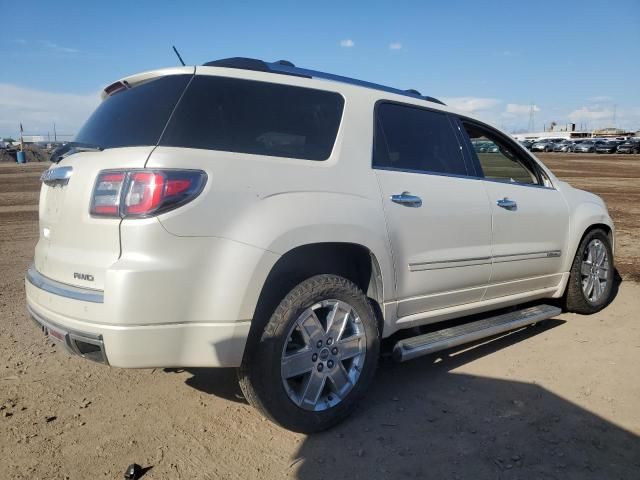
50 142 104 163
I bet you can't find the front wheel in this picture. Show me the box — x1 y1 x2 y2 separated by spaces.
564 229 614 314
238 274 380 433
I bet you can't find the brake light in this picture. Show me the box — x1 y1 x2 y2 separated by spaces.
90 169 206 218
92 172 125 216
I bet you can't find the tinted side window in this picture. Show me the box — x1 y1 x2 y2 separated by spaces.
374 103 466 176
160 76 344 161
461 122 539 185
75 75 192 149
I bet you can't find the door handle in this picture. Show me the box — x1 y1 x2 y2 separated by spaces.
496 197 517 210
391 192 422 208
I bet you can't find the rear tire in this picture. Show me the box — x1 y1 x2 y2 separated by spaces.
238 274 380 433
564 229 614 314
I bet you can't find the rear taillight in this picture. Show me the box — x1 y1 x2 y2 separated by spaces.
90 169 206 218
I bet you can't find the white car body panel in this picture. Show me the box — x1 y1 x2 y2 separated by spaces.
375 170 492 318
481 180 570 298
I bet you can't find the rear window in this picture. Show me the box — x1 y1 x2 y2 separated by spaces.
75 75 191 149
159 76 344 161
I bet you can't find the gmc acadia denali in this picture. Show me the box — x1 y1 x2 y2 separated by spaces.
26 58 615 432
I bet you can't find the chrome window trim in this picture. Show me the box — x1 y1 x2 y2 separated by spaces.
373 165 557 191
26 264 104 304
480 176 557 191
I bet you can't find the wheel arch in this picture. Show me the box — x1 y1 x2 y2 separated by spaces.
244 242 388 357
562 200 615 273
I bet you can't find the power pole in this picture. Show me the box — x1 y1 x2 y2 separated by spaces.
53 122 57 142
527 102 535 132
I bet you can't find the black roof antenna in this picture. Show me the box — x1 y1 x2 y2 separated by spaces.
172 46 186 66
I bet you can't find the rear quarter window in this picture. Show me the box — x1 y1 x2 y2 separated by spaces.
160 76 345 161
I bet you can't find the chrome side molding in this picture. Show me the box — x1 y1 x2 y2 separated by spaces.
40 166 73 187
26 264 104 303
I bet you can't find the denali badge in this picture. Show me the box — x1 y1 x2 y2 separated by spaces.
41 166 73 187
74 272 95 282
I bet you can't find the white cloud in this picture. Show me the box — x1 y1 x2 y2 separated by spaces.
441 96 501 113
588 96 613 102
389 42 402 50
568 106 614 123
339 39 354 48
495 50 520 57
504 103 539 115
43 41 78 54
0 83 100 137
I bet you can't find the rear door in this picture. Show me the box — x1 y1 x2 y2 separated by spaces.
457 119 570 298
374 102 492 319
34 73 192 290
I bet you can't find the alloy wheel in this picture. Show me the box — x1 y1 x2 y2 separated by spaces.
280 299 366 411
580 239 609 303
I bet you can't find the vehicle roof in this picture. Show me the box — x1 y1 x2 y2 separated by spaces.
109 58 451 111
202 57 446 106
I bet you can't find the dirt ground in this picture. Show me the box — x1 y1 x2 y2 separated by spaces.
1 154 639 479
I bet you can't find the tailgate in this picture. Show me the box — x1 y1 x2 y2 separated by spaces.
34 147 153 290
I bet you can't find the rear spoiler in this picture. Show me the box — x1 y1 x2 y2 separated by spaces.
100 66 195 100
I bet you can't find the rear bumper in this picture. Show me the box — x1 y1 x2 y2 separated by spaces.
25 262 254 368
28 303 109 364
27 220 280 368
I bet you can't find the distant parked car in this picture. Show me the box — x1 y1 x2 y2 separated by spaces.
553 140 575 152
472 140 495 153
574 140 606 153
531 139 559 152
519 140 534 150
595 140 624 154
616 139 640 154
567 140 586 152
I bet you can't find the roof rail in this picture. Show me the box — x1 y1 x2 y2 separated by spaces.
201 57 446 106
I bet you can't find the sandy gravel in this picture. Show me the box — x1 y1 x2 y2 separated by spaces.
1 157 639 479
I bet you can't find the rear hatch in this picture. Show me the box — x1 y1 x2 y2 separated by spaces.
34 68 193 290
35 149 153 290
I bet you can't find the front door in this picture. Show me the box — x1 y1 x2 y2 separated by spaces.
458 120 570 298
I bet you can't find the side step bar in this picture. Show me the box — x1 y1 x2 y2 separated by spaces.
393 304 561 362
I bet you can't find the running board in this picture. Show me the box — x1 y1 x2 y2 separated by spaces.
392 304 561 362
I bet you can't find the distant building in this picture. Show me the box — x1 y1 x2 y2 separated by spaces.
21 135 48 144
592 127 635 138
512 124 637 141
512 130 591 141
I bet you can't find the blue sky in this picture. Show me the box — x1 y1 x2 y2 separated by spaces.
1 0 638 138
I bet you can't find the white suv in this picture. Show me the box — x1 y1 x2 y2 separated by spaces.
26 57 615 432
